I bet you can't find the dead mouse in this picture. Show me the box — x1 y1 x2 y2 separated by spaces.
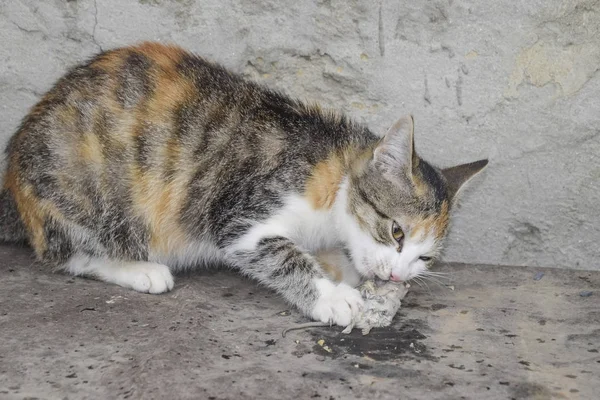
281 279 410 337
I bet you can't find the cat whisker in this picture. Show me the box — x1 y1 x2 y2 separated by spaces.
421 270 450 277
419 275 451 290
418 275 452 295
420 271 453 283
411 276 432 294
421 276 452 286
423 273 450 279
411 279 424 288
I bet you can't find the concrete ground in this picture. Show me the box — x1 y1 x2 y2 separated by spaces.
0 245 598 400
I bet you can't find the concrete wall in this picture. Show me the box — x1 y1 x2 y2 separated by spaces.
1 0 598 270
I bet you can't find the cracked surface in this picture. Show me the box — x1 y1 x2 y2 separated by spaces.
0 0 599 270
0 245 598 399
91 0 102 52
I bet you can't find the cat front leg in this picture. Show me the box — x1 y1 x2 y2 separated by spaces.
229 236 364 326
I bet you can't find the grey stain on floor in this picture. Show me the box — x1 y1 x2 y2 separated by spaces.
303 317 434 362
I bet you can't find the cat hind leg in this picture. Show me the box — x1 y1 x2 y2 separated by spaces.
65 253 174 294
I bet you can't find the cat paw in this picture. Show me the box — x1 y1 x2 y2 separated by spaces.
118 262 174 294
311 279 364 326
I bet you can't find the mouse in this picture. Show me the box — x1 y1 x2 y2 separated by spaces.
281 279 410 337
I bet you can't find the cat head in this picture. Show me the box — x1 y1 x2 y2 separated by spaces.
342 115 487 282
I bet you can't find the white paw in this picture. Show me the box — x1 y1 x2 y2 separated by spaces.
311 279 364 326
118 262 174 294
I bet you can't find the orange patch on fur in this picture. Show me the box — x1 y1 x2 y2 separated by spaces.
305 153 345 209
319 259 343 282
305 146 373 210
134 42 186 72
410 200 450 241
3 168 46 254
146 73 196 118
91 49 127 73
4 163 78 259
142 177 191 255
104 100 137 148
130 159 193 255
314 250 344 282
147 182 186 253
79 133 103 164
148 137 188 254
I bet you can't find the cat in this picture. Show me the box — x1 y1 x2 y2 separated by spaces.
0 42 487 327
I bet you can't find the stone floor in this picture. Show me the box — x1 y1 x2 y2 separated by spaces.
0 244 598 400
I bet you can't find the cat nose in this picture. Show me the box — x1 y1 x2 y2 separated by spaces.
390 273 403 282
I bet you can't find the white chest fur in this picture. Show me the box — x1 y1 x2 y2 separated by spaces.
230 194 342 254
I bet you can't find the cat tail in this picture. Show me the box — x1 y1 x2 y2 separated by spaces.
0 189 28 243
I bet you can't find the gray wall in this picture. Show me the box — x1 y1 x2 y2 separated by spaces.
1 0 599 270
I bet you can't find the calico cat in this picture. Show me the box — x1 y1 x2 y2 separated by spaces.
0 42 487 326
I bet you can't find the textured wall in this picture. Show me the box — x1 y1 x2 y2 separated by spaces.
0 0 599 270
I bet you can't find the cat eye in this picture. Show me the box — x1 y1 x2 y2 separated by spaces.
419 256 432 262
391 221 404 244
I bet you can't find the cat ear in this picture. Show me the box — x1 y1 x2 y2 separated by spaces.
442 159 488 203
373 115 419 175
